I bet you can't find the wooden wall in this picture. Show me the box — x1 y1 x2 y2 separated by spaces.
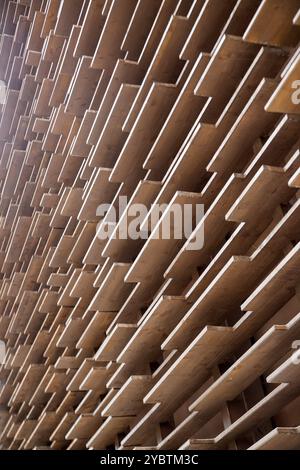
0 0 299 450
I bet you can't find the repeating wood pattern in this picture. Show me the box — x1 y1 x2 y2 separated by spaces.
0 0 299 450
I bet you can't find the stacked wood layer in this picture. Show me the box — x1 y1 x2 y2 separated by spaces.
0 0 300 451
